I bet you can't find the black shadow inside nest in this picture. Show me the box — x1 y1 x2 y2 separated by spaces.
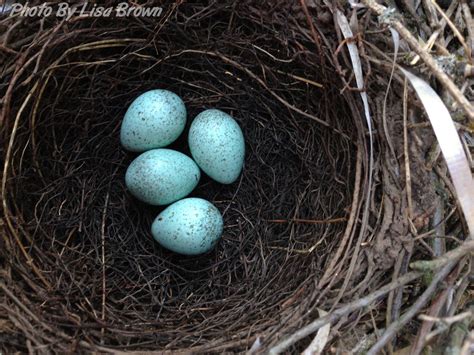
8 6 358 350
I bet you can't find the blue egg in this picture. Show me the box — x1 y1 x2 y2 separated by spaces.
120 89 186 152
188 109 245 184
151 198 223 255
125 149 200 205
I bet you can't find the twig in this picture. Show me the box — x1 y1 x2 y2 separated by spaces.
361 0 474 121
447 272 471 318
400 0 432 34
266 217 346 224
386 251 404 353
461 2 473 58
431 0 471 61
403 79 413 221
386 250 411 351
268 270 422 354
299 0 323 58
445 306 474 354
410 239 474 271
461 331 474 355
411 260 463 355
431 176 446 256
100 192 109 344
274 70 324 88
302 309 330 355
411 0 459 65
367 260 456 355
419 310 472 324
422 0 440 29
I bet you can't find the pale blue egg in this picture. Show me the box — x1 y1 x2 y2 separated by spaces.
151 198 223 255
125 149 200 205
120 89 186 152
188 109 245 184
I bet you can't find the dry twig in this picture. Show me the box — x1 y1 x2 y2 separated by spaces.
362 0 474 120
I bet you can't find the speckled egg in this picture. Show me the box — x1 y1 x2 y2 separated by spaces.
125 149 200 205
188 109 245 184
151 198 224 255
120 89 186 152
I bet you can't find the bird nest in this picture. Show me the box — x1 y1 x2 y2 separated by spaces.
1 1 472 353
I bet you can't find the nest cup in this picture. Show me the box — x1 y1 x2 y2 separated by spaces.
2 2 368 352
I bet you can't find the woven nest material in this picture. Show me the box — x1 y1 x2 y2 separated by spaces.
1 1 472 353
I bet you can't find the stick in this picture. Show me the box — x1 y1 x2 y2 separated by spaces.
410 239 474 271
361 0 474 121
367 260 456 354
100 192 109 344
268 270 422 354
